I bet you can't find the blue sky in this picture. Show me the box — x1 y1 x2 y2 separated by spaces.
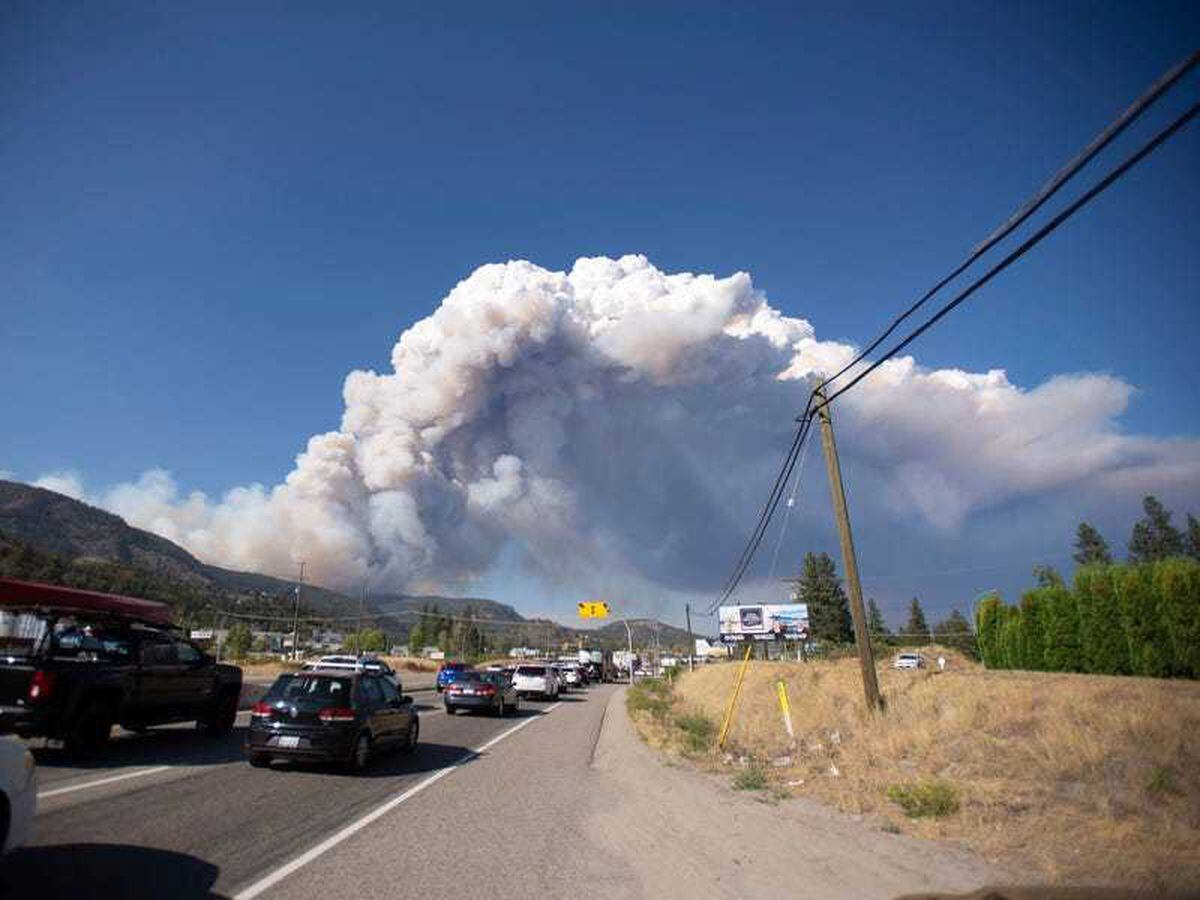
2 2 1198 625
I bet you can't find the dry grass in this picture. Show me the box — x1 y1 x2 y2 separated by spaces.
637 649 1200 892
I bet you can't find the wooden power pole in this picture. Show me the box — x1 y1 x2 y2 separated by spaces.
813 388 884 712
685 603 695 671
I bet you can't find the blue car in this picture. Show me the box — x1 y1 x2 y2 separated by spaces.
435 662 474 692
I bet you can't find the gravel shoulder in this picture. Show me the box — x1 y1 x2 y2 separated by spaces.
587 687 1007 900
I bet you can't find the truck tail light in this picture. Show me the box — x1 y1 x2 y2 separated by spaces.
318 707 355 722
28 670 55 702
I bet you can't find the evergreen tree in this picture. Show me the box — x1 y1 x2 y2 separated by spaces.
1115 563 1170 677
1154 557 1200 679
1128 495 1185 563
1074 565 1129 675
975 595 1005 668
866 598 891 648
225 623 252 661
1018 590 1048 670
797 552 852 644
1041 586 1082 672
1186 514 1200 562
1033 564 1065 588
932 608 977 658
1000 606 1023 669
1073 522 1112 566
903 598 930 643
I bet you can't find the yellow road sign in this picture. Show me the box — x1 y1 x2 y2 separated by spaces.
577 600 610 619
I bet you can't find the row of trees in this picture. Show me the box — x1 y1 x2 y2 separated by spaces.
1073 496 1200 566
976 557 1200 679
794 552 977 657
405 603 488 659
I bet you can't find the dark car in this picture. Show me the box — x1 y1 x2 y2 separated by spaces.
245 669 418 771
0 579 242 756
444 671 520 717
435 662 474 692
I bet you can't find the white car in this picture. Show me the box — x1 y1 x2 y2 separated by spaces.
1 736 37 855
555 662 582 688
893 652 925 670
511 664 560 700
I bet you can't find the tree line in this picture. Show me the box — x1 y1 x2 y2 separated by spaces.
976 496 1200 679
793 551 977 657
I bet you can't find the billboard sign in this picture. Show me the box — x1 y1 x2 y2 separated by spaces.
718 604 809 643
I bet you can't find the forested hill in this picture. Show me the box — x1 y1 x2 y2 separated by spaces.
0 480 700 649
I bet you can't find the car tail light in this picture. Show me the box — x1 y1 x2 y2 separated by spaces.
28 670 55 701
251 701 274 717
318 706 355 722
476 684 496 695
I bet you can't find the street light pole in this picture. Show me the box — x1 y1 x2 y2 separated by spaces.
291 561 305 661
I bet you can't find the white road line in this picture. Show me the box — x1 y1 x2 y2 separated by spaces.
37 765 173 800
233 702 563 900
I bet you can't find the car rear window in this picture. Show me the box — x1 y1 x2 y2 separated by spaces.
267 674 351 703
517 666 546 676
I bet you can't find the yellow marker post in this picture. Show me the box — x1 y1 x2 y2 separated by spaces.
718 643 753 749
776 679 795 740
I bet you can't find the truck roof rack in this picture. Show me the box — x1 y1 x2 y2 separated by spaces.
0 577 174 626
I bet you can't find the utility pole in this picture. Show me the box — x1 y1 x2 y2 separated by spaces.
685 603 695 671
357 572 367 655
291 561 305 661
813 388 884 713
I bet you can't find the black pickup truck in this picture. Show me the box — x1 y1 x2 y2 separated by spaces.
0 577 243 755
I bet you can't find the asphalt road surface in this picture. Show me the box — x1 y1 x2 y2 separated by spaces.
4 684 616 899
5 680 1010 900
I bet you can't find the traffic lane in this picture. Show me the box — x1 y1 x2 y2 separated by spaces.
258 685 630 900
31 691 444 792
6 693 574 898
30 713 254 791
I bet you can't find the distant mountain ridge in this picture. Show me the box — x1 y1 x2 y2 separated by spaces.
0 480 699 648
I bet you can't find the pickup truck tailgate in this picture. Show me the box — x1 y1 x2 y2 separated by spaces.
0 661 35 707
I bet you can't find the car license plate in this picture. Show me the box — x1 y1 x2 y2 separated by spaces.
279 735 300 749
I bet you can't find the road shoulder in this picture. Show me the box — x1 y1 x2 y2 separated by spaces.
587 686 1006 900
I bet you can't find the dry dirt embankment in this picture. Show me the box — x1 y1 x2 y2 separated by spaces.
629 651 1200 893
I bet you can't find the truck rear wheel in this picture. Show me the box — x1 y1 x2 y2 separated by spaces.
200 689 239 736
66 702 114 758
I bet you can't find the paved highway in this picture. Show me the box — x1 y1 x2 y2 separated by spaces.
4 683 619 899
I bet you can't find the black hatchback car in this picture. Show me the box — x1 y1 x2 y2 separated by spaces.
245 669 418 771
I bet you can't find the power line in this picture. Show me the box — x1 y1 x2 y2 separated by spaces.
710 52 1199 618
814 48 1199 402
815 97 1199 412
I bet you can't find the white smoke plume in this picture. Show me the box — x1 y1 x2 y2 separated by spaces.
43 255 1200 596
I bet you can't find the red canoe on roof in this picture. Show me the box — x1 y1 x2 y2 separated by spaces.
0 577 173 626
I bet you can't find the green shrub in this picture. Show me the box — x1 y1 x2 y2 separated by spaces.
1076 565 1130 675
1042 585 1082 672
732 767 768 791
1146 765 1182 797
886 779 960 817
1155 558 1200 678
1116 565 1171 678
626 678 673 720
674 712 716 754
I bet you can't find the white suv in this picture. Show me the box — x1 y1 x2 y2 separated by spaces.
511 664 560 700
